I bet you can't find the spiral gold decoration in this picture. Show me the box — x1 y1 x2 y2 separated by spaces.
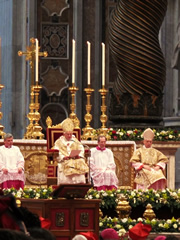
109 0 167 122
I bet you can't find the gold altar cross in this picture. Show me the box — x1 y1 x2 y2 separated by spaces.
18 38 47 85
18 38 48 140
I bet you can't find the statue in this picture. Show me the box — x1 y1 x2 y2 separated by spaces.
109 0 168 125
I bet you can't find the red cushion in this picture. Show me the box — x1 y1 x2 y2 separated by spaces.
47 149 59 153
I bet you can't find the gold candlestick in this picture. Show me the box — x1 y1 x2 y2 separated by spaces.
24 86 35 139
32 84 44 139
82 86 95 140
18 38 47 139
69 84 80 128
0 84 5 138
99 87 110 139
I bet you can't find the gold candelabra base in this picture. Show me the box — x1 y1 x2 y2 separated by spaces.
0 124 5 139
32 124 44 139
69 84 80 128
24 84 44 139
82 87 95 140
24 123 34 139
82 126 96 140
98 87 110 139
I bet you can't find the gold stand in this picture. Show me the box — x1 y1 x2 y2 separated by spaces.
116 195 131 219
32 84 44 139
18 38 47 139
143 203 156 220
0 84 5 138
69 84 80 128
82 86 95 140
98 87 110 139
24 86 35 139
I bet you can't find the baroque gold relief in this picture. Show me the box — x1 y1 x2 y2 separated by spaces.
24 151 47 185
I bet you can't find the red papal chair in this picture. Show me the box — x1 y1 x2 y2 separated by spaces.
46 117 90 186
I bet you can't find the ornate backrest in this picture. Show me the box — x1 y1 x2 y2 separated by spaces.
46 128 81 150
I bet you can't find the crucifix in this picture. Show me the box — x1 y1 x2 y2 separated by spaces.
18 38 48 85
18 38 48 139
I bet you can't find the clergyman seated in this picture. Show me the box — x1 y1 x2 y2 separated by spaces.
130 128 168 190
54 118 89 185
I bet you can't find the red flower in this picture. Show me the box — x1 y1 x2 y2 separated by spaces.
113 136 117 140
112 130 116 134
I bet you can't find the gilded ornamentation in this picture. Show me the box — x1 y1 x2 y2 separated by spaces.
46 116 62 128
98 87 110 140
18 38 48 139
82 87 95 140
46 116 53 128
69 85 80 128
99 209 103 218
16 199 21 207
24 151 47 185
143 203 156 220
116 195 131 219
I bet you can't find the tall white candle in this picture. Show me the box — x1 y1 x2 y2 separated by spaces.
35 38 39 83
102 42 105 87
87 41 91 85
72 39 75 84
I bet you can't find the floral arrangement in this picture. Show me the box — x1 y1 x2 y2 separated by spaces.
99 216 180 238
85 188 180 210
4 187 180 211
93 128 180 141
3 187 180 237
3 187 53 199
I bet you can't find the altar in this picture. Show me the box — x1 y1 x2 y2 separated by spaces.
0 139 179 189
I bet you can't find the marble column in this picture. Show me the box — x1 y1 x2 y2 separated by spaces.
73 0 83 125
0 0 36 138
162 0 180 126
